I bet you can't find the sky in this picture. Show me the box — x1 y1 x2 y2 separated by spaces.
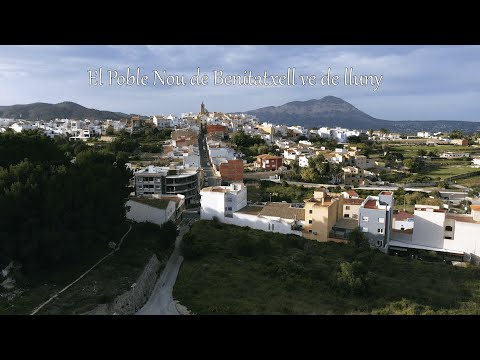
0 45 479 121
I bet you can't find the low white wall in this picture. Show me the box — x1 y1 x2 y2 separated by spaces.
221 212 302 236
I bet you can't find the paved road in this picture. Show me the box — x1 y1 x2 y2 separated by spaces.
136 219 191 315
198 126 221 187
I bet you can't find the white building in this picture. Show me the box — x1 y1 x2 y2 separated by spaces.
298 155 310 168
417 131 431 138
10 122 33 133
200 183 248 220
389 205 480 264
392 211 414 231
126 198 176 226
440 152 470 159
472 157 480 167
200 183 304 236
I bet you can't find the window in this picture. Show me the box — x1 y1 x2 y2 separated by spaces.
377 240 383 247
308 229 312 233
378 217 385 223
268 224 271 230
309 210 313 214
272 224 274 231
345 206 350 210
227 198 232 202
344 214 350 218
227 207 232 211
445 236 452 240
362 216 369 222
309 220 313 224
362 227 368 232
377 228 384 234
445 225 453 231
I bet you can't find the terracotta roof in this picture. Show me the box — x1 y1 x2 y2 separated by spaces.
471 205 480 211
364 199 378 209
380 191 393 195
346 190 358 196
256 154 282 160
393 211 414 221
344 198 364 205
257 203 305 220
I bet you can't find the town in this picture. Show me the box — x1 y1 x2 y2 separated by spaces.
2 100 480 315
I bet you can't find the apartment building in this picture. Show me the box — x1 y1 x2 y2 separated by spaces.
303 188 343 241
358 191 394 250
342 198 364 219
134 165 202 204
255 154 283 170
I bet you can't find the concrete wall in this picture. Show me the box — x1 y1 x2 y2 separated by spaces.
126 200 175 226
411 210 446 250
359 207 388 247
84 254 161 315
200 191 225 220
224 212 302 236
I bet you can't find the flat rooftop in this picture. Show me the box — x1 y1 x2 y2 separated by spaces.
344 198 364 205
236 205 263 216
130 198 170 210
333 218 358 230
258 203 305 220
445 213 480 224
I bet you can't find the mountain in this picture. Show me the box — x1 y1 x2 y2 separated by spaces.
0 101 137 121
245 96 480 133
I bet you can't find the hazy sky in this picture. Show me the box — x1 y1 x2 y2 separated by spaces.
1 45 479 121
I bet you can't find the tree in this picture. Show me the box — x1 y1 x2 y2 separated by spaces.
0 133 132 274
333 261 371 296
300 168 320 183
347 227 369 249
105 126 115 135
417 149 427 157
403 159 413 169
449 130 464 139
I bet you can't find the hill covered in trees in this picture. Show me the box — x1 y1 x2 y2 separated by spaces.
0 131 132 273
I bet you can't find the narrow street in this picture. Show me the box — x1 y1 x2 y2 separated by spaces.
198 125 220 187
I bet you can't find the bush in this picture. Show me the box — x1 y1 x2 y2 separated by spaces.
332 261 371 297
235 238 256 257
181 233 207 260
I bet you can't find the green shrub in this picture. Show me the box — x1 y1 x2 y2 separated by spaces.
332 261 371 297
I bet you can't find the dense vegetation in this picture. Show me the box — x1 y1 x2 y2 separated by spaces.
175 221 480 314
231 131 280 162
245 181 314 203
0 131 132 274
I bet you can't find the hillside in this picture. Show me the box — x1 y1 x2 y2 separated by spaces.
245 96 480 133
174 221 480 314
0 101 134 121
